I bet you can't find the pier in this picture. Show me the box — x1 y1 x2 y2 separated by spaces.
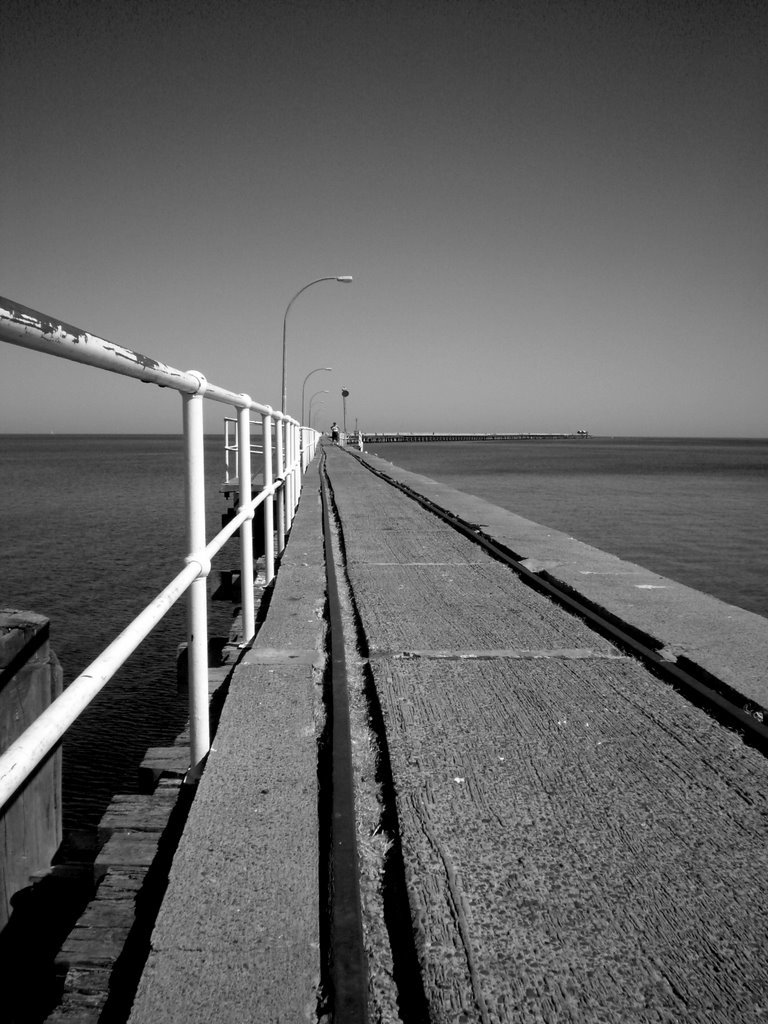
361 431 588 443
1 294 766 1020
37 441 768 1023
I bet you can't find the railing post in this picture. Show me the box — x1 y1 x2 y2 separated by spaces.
262 410 275 583
284 422 292 530
224 418 235 483
275 417 285 554
237 401 256 642
182 384 210 781
287 421 296 526
292 421 301 512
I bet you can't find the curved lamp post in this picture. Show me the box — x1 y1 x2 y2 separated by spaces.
308 389 329 429
281 276 353 415
310 403 325 430
301 366 332 426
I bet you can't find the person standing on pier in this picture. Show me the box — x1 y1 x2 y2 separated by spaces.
331 421 340 444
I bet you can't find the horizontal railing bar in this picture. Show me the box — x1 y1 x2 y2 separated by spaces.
203 482 280 561
0 296 296 423
0 560 200 811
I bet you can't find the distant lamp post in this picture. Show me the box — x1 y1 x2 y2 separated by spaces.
281 276 353 415
308 389 329 428
301 366 332 426
341 387 350 435
310 403 325 430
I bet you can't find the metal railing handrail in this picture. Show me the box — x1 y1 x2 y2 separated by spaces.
0 295 321 810
0 297 287 418
224 415 265 484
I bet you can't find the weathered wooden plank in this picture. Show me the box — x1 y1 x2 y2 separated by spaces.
45 995 109 1024
73 900 138 928
57 966 113 995
94 833 161 882
97 795 176 846
93 868 148 898
57 927 133 969
137 747 189 791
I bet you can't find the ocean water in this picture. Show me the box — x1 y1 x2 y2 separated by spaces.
366 437 768 619
0 435 234 837
1 435 766 844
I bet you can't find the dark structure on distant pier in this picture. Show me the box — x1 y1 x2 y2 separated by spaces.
361 430 589 442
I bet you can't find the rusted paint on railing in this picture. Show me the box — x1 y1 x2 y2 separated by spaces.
1 295 193 390
0 296 282 416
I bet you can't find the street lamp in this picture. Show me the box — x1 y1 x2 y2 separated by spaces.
341 387 350 435
281 276 353 415
309 389 329 428
301 366 332 426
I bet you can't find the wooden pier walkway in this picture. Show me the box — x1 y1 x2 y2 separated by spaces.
73 445 768 1022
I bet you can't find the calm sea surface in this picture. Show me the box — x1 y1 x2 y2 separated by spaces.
1 434 767 842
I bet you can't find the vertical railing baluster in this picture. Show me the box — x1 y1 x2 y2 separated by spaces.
294 422 300 510
237 400 256 642
291 421 298 519
275 416 285 554
263 410 275 583
182 384 210 781
292 421 301 514
285 421 293 529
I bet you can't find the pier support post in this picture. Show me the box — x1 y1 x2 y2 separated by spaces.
0 611 63 930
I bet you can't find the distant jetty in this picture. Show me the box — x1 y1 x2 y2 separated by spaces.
360 430 589 443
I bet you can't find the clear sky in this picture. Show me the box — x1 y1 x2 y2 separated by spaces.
1 0 766 436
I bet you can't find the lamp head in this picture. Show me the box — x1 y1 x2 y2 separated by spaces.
336 276 353 283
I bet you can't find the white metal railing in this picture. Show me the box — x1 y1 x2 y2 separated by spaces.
0 295 321 809
224 415 265 483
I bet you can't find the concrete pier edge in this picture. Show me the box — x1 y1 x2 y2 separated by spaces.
127 476 327 1024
